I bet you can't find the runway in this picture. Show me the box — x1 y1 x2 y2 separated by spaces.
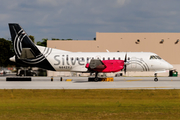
0 77 180 89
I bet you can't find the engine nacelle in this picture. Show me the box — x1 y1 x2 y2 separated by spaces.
86 60 124 73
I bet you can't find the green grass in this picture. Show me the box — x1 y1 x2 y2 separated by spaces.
0 89 180 120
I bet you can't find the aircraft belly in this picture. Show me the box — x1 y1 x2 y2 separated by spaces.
71 66 87 72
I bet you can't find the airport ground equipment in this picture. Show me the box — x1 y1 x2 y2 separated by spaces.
88 77 114 82
169 70 178 77
66 79 72 81
17 69 37 76
60 77 63 81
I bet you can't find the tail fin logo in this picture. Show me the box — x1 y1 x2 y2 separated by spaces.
13 28 26 58
10 24 46 64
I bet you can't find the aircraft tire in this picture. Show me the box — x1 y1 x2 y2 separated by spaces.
154 78 158 82
94 78 98 82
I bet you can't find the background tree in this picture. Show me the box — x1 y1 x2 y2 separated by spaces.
29 35 35 43
37 38 48 47
51 38 60 40
51 38 72 40
0 38 14 67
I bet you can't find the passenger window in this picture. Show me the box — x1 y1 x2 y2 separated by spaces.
113 57 115 60
108 57 110 60
118 57 121 60
103 57 105 60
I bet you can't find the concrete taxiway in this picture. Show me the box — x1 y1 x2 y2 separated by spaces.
0 77 180 89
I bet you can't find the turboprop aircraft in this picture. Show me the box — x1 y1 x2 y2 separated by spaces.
9 23 173 81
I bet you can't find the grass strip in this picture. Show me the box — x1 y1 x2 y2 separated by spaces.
0 89 180 120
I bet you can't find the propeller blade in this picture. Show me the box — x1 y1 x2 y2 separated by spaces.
124 65 126 74
124 53 127 74
124 53 127 62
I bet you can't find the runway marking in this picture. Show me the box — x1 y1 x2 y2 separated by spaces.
102 87 172 90
125 79 143 82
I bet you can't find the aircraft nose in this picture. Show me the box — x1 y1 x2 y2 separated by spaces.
167 63 173 70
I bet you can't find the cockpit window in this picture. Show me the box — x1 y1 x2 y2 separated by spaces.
155 56 162 59
150 55 157 59
150 55 162 60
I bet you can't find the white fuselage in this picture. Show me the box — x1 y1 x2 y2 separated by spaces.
37 46 173 73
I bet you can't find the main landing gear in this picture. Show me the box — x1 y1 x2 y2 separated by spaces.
154 73 158 82
94 72 99 82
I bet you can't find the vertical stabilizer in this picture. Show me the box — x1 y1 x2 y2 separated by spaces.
9 23 41 58
9 23 55 71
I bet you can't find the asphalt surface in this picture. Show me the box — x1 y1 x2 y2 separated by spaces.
0 76 180 89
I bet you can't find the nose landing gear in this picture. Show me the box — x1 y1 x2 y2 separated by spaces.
154 73 158 82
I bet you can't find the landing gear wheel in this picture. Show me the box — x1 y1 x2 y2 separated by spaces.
154 73 158 82
95 77 98 82
154 78 158 82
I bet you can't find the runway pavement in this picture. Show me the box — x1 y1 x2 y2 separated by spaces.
0 77 180 89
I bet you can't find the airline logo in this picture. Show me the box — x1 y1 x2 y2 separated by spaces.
54 55 91 66
14 29 46 64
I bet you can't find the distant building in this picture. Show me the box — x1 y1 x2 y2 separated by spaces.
47 32 180 77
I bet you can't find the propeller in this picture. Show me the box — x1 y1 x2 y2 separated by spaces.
124 53 127 74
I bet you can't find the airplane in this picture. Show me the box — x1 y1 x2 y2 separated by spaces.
8 23 173 81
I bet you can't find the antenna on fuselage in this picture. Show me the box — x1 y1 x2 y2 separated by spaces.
106 49 109 52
